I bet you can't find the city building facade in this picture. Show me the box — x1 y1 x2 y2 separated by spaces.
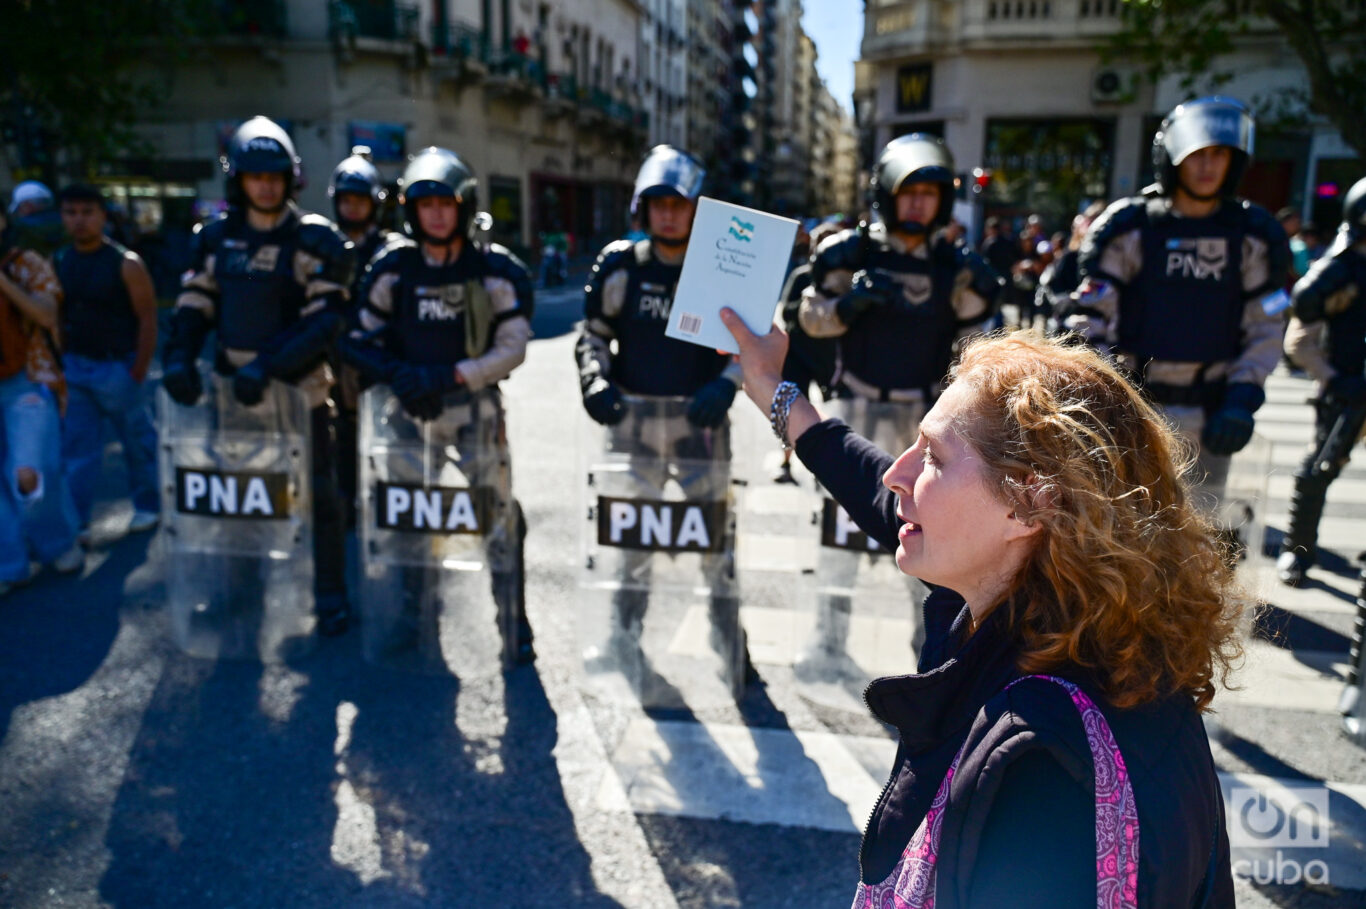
856 0 1360 236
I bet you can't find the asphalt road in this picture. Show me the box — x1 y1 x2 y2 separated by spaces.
2 285 1365 907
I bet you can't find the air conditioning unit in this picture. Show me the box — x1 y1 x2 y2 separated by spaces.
1091 66 1137 104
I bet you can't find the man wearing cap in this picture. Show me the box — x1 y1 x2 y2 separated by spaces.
1067 96 1289 522
54 184 160 543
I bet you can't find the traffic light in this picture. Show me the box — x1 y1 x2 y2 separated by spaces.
971 167 992 195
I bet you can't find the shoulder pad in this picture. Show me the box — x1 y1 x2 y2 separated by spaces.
188 213 230 264
955 244 1006 302
1239 201 1290 292
589 239 637 282
192 212 231 245
484 242 532 281
811 228 864 272
1079 197 1147 275
366 237 419 276
1292 255 1354 323
483 242 535 317
296 215 351 257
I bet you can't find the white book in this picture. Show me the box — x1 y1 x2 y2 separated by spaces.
665 197 800 355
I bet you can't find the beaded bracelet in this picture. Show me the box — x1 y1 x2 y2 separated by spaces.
769 381 802 450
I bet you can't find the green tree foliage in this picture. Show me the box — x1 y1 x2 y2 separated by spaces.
1107 0 1366 155
0 0 222 179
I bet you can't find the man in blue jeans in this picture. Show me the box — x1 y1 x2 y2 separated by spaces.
1 202 82 595
55 184 160 542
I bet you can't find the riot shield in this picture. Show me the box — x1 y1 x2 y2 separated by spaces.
157 368 314 661
1220 432 1272 596
799 397 929 711
358 386 516 674
580 396 743 710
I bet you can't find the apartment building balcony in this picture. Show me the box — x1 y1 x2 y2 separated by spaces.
328 0 419 45
862 0 1134 57
429 21 488 85
484 48 544 102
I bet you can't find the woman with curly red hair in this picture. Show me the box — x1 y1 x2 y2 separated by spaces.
722 310 1239 908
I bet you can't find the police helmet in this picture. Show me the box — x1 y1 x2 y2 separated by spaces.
222 116 301 206
397 146 480 241
1152 96 1254 199
329 145 386 227
630 145 706 232
870 133 956 235
1341 176 1366 241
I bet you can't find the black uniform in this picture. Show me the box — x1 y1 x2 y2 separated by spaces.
798 224 1002 402
778 263 836 398
346 236 535 658
1279 232 1366 579
577 238 738 399
163 204 355 626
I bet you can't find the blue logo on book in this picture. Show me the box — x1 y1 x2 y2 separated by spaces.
727 216 755 242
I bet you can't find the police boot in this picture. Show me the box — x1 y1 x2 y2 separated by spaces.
1278 474 1329 587
316 591 351 637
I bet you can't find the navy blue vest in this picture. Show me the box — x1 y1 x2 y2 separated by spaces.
610 248 728 396
212 212 308 352
1324 249 1366 379
1121 206 1245 364
385 245 481 366
839 239 959 392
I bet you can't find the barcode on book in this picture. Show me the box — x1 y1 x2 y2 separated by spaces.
676 312 703 336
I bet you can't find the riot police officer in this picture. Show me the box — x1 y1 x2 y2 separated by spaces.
574 145 749 695
341 146 536 663
329 146 398 521
797 133 1002 412
161 115 355 635
1277 175 1366 586
793 134 1001 668
1067 97 1289 523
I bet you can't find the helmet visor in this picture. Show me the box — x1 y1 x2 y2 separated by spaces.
1163 102 1254 166
634 150 706 201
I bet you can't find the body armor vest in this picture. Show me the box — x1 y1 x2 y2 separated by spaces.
611 248 728 396
213 213 307 352
839 239 959 392
1121 206 1245 364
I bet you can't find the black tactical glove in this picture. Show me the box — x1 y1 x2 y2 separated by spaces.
835 269 899 326
582 377 626 426
390 363 460 420
232 356 271 406
1326 373 1366 406
161 361 203 407
687 377 737 428
1202 382 1265 456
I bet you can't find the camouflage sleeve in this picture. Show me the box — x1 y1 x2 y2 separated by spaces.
1227 288 1289 387
456 265 532 391
295 215 356 318
1069 200 1147 345
578 241 634 383
1284 315 1334 386
175 218 222 322
797 230 862 338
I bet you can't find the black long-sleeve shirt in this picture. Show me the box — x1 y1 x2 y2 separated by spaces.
794 417 1099 907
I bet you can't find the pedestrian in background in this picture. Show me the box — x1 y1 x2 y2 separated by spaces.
723 315 1237 908
1036 201 1105 331
0 200 82 595
55 184 160 543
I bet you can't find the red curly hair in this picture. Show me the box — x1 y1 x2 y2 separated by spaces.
950 332 1244 711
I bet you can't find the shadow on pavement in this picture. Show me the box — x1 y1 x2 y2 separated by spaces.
99 638 621 908
0 532 151 743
